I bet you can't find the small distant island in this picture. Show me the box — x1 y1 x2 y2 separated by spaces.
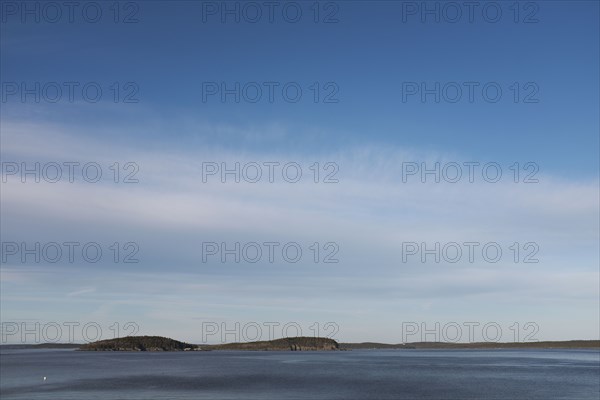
79 336 198 352
204 336 339 351
77 336 339 352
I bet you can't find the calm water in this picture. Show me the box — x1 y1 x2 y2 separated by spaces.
1 348 598 399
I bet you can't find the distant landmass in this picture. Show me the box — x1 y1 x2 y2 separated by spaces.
203 336 339 351
1 343 81 350
79 336 198 352
78 336 339 351
341 340 600 350
3 338 598 351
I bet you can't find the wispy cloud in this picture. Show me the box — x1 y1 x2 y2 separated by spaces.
1 120 598 341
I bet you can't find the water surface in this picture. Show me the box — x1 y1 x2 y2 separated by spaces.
1 348 598 399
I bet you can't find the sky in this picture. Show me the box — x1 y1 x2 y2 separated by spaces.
0 1 599 344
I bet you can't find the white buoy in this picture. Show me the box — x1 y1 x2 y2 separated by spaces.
43 377 46 381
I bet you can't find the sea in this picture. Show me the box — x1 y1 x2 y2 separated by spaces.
1 348 598 399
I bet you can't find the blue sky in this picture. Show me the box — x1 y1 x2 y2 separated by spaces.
1 1 599 344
